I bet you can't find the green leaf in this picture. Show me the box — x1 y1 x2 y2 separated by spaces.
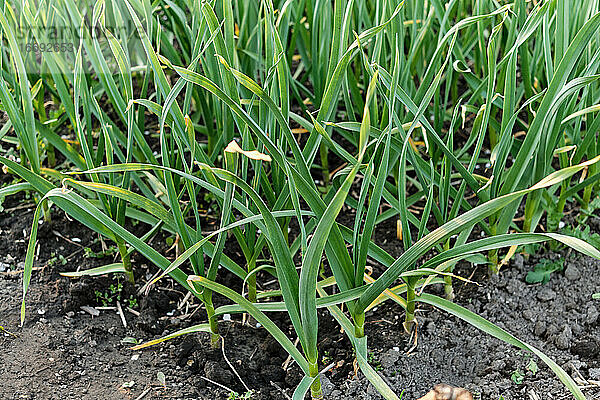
60 263 126 278
525 258 564 284
356 155 600 314
131 324 212 350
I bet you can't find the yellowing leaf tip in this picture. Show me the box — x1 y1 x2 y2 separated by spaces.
224 140 272 162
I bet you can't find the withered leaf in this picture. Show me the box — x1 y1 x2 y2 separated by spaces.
225 140 272 162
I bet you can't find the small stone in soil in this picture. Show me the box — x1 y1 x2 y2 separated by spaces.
204 361 234 383
564 265 580 281
380 349 400 369
555 326 572 350
537 288 556 302
522 309 535 322
491 360 505 372
586 305 599 325
571 339 600 358
534 321 546 337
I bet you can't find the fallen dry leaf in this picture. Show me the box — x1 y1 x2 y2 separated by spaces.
417 384 473 400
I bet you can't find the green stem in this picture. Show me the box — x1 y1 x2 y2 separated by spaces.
403 278 416 333
488 218 499 274
583 184 593 210
41 198 51 223
523 193 537 233
353 312 365 338
283 219 290 245
442 240 454 299
309 360 323 400
205 297 220 348
549 192 567 233
319 143 329 188
47 144 56 168
444 275 455 301
548 150 569 234
488 250 500 274
247 259 257 303
582 163 597 210
117 240 134 284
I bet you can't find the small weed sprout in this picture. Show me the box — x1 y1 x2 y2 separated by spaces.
227 390 254 400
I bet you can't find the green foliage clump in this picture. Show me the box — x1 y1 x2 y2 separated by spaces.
526 258 565 284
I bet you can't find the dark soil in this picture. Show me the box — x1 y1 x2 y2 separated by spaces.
1 195 600 400
340 252 600 400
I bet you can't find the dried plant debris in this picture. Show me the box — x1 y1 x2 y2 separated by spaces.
417 384 473 400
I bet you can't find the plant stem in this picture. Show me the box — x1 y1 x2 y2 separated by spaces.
442 240 454 299
117 240 134 284
309 360 323 400
205 297 220 348
582 163 597 210
319 143 329 188
548 150 570 234
488 250 500 274
444 275 455 301
403 278 416 334
353 312 365 338
247 271 257 303
283 219 289 245
488 218 499 274
41 198 51 223
549 191 567 233
523 194 537 233
47 144 56 168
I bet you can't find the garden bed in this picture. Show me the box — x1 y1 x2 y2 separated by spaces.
2 1 600 399
1 199 598 400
